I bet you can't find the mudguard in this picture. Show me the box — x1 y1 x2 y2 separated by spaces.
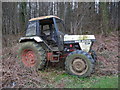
19 36 43 43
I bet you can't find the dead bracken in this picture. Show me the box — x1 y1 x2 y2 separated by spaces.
1 32 118 88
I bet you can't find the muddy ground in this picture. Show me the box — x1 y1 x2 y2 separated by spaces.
1 32 118 88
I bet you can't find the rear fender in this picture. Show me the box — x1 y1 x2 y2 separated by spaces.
19 36 43 43
19 36 52 51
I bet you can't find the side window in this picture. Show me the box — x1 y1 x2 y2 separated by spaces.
26 21 36 36
43 25 49 30
41 25 50 36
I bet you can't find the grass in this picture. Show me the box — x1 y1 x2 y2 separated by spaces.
39 69 118 88
55 74 118 88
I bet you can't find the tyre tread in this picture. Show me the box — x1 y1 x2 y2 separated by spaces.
65 50 95 77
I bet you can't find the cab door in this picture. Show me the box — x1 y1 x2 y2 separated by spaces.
53 18 64 51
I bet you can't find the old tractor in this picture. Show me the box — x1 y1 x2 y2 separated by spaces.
18 15 97 77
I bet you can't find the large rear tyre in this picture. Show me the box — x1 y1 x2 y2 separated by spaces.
18 42 46 71
65 50 95 77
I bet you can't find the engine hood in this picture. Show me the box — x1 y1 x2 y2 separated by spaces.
64 35 95 41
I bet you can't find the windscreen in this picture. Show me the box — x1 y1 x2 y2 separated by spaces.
26 21 37 36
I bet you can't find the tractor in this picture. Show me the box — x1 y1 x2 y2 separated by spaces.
18 15 97 77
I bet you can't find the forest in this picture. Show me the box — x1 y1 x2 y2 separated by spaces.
1 2 119 88
2 2 119 47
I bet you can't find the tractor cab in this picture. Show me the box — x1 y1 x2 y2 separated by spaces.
24 16 65 51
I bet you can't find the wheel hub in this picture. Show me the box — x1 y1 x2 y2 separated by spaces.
22 49 36 67
72 59 86 72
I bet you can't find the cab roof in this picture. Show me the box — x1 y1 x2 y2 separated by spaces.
29 15 61 21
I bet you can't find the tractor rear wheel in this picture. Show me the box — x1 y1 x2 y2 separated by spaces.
18 42 46 71
65 50 95 77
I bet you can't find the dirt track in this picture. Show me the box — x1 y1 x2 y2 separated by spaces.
1 33 118 88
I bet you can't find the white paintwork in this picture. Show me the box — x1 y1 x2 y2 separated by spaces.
79 41 92 52
34 36 43 42
19 36 43 42
64 35 95 41
64 35 95 52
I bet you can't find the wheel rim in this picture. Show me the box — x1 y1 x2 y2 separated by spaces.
71 58 88 75
22 49 36 67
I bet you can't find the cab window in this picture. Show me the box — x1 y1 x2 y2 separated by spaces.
26 21 37 36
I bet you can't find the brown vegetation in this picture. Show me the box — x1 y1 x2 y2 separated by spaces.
1 32 118 88
1 2 119 88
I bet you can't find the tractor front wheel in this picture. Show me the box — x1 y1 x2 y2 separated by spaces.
65 50 95 77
